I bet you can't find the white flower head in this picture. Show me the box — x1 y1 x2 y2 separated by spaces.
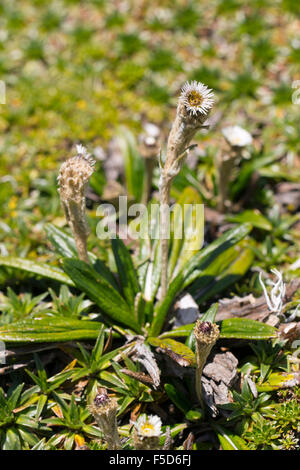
75 143 95 166
133 414 162 437
259 268 286 316
222 125 253 147
180 80 214 116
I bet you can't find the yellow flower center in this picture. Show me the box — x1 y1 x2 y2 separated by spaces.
140 422 155 436
187 90 203 107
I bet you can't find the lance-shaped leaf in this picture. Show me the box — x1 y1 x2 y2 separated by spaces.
190 243 254 303
256 372 300 392
164 383 204 421
111 238 141 307
0 256 74 286
0 318 104 343
149 223 252 336
213 424 248 450
147 337 196 367
219 318 277 340
117 127 145 203
45 224 106 261
159 317 277 341
226 210 272 231
62 258 140 331
168 187 203 277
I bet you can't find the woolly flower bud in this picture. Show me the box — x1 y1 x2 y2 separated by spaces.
194 320 220 346
89 390 122 450
132 414 162 450
58 145 95 263
58 148 95 204
194 321 220 408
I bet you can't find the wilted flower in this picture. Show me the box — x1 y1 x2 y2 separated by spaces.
180 80 214 116
222 125 253 148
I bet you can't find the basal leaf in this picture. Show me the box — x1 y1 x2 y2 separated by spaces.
62 258 140 331
0 256 74 286
0 318 103 343
220 318 277 340
111 238 141 307
147 337 196 366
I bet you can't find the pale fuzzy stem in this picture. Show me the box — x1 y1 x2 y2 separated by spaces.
194 322 220 408
159 175 171 299
65 200 90 263
89 394 122 450
94 415 122 450
158 85 213 300
133 430 160 450
58 150 95 264
195 341 215 408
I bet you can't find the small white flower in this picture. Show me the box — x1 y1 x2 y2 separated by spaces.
259 268 286 316
75 144 95 166
222 125 253 147
143 122 160 139
180 81 214 116
133 414 162 437
76 144 88 156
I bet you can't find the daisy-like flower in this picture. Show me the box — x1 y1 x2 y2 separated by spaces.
133 414 162 437
180 80 214 116
222 125 253 147
132 414 162 450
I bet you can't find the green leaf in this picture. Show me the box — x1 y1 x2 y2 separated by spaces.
200 303 218 322
0 318 104 343
147 337 196 366
168 187 203 277
159 324 194 339
213 424 248 450
219 318 277 340
117 127 145 203
2 427 22 450
256 372 300 392
226 210 272 231
35 394 48 420
111 238 141 307
159 317 276 343
90 325 106 364
164 383 191 413
62 258 140 331
93 259 120 291
0 256 74 286
149 223 252 336
45 224 79 258
7 383 24 410
189 242 254 302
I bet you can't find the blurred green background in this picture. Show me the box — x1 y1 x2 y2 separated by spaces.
0 0 299 259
